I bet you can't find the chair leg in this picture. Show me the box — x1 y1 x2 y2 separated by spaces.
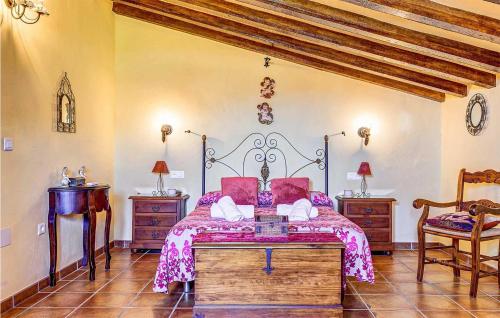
452 238 460 278
417 228 425 282
469 238 480 297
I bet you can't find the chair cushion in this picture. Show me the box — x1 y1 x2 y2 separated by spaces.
423 224 500 238
426 212 500 232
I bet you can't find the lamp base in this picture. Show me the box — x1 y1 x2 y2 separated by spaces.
152 174 167 196
355 192 371 198
355 176 371 198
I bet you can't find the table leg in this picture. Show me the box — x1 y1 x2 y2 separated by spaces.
87 191 97 281
48 194 57 287
104 205 112 271
82 213 89 267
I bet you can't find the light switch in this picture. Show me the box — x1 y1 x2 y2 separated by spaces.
3 137 13 151
169 171 185 179
38 223 46 235
0 228 12 248
347 172 362 180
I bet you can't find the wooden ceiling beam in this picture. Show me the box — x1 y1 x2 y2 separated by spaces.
112 2 446 102
341 0 500 44
234 0 499 72
155 0 495 88
117 0 465 95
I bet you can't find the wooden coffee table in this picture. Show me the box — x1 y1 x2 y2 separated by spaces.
192 232 345 318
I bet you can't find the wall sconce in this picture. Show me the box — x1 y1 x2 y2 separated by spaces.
161 124 172 143
357 127 371 146
4 0 49 24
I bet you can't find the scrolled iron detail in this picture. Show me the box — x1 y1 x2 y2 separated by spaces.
203 132 326 190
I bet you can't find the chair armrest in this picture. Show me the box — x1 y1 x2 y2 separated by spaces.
469 204 500 216
413 199 457 209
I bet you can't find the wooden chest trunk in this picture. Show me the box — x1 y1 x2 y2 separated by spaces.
192 232 345 318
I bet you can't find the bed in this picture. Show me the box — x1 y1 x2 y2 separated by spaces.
152 132 375 293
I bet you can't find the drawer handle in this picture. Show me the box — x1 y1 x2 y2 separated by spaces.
150 218 160 226
364 220 372 225
364 208 373 213
151 205 161 212
151 231 161 239
366 234 373 240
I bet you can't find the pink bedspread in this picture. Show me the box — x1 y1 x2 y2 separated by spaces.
153 206 375 293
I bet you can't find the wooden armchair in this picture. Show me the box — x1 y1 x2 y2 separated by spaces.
413 169 500 297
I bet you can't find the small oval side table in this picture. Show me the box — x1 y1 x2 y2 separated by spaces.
47 185 112 286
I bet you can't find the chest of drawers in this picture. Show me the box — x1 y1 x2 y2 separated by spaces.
336 196 396 255
129 195 189 251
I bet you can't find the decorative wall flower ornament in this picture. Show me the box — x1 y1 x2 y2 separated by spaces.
260 77 275 99
257 102 274 125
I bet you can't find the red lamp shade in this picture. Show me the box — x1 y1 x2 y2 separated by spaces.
152 161 169 174
357 162 372 176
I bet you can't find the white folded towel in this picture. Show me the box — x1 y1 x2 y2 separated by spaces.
210 196 255 221
236 205 255 219
210 203 225 218
277 198 318 221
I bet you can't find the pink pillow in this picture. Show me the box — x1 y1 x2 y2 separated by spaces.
271 177 310 206
221 177 258 205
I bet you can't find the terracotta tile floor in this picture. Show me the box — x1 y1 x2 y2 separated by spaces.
2 248 498 317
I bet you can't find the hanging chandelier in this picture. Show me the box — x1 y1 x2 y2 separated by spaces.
4 0 49 24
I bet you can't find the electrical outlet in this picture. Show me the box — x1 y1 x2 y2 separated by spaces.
169 170 185 179
37 223 46 235
347 172 362 180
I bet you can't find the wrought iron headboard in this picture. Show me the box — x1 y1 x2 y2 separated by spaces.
192 132 332 195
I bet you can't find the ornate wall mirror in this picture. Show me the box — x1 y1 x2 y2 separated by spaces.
466 93 487 136
56 72 76 133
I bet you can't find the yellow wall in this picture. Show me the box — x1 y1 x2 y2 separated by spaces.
1 0 115 299
114 15 442 243
440 84 500 263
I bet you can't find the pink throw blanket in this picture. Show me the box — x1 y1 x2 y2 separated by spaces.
153 206 375 293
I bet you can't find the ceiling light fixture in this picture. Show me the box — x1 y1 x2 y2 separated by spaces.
4 0 49 24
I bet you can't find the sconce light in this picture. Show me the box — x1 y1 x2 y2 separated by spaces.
4 0 49 24
161 124 172 143
357 127 371 146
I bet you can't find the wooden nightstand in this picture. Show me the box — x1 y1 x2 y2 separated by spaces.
129 195 189 251
336 196 396 255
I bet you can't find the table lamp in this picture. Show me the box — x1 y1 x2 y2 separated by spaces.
152 161 169 196
357 162 372 198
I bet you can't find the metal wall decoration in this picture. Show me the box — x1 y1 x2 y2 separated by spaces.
264 57 271 68
465 93 487 136
56 72 76 133
257 57 276 125
257 102 274 125
260 76 275 99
